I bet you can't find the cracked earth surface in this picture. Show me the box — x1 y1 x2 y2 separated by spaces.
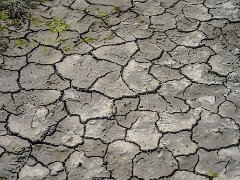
0 0 240 179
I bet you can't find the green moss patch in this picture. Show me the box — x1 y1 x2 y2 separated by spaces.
47 18 70 33
15 39 28 47
209 171 218 178
81 37 95 44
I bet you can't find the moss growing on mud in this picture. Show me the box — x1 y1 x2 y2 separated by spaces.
209 171 218 178
81 37 95 44
15 39 28 47
46 18 70 33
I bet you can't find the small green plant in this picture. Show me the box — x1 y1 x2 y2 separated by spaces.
0 173 8 180
63 46 74 52
30 16 47 25
57 39 65 44
0 10 11 31
0 41 8 52
34 144 43 150
102 33 114 41
0 64 5 70
112 6 120 13
81 37 95 44
96 11 108 20
15 38 28 47
47 18 69 33
0 10 10 20
138 15 146 23
0 24 7 31
209 171 218 177
42 46 50 54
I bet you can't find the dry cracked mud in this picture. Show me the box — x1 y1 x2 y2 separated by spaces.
0 0 240 179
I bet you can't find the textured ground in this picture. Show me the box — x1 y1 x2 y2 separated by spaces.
0 0 240 179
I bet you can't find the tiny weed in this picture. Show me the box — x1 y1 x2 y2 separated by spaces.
0 10 10 20
42 46 50 54
0 64 5 69
34 144 43 150
0 24 7 31
96 11 108 20
209 171 218 178
102 33 114 41
112 6 120 13
47 18 69 33
0 176 8 180
15 39 28 47
81 37 95 44
63 46 74 52
30 16 46 25
57 39 65 44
